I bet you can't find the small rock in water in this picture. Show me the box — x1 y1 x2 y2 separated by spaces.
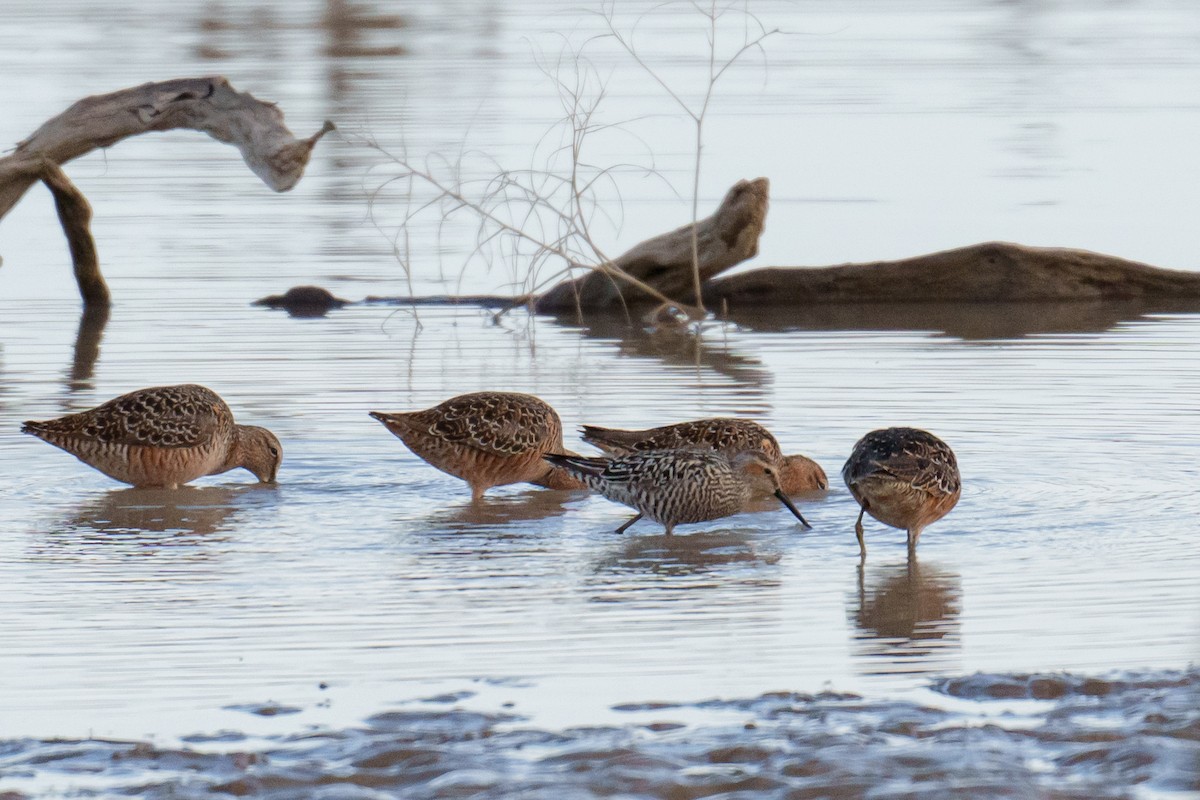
254 286 349 317
225 701 303 717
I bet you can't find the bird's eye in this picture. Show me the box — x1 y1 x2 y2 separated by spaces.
763 467 772 475
269 447 279 457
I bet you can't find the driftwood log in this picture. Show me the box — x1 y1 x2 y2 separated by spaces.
534 177 770 313
705 242 1200 307
0 77 334 306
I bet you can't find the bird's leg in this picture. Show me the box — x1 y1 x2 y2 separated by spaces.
855 507 867 559
470 484 486 504
615 513 642 534
907 526 921 553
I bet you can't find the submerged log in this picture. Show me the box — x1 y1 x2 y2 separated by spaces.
0 77 335 307
705 242 1200 306
534 177 769 313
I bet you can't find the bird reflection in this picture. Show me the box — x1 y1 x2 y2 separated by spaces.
720 300 1200 342
423 487 575 533
548 311 771 390
848 556 962 675
59 486 242 539
65 304 108 398
322 0 408 58
594 530 781 579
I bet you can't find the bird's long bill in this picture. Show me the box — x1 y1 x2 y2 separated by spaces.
774 489 812 529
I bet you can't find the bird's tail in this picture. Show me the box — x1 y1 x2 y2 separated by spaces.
579 425 641 454
543 453 610 483
21 421 47 437
530 450 590 490
368 411 413 433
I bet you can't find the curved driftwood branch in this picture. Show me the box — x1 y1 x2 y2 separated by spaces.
38 159 108 306
0 77 335 306
534 177 769 312
705 241 1200 306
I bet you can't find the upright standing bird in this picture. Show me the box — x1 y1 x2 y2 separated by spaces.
369 392 585 501
580 417 827 495
22 384 282 489
842 427 960 557
545 448 811 535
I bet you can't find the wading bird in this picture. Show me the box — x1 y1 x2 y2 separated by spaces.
545 448 811 535
581 417 827 495
842 427 960 557
370 391 585 501
22 384 281 489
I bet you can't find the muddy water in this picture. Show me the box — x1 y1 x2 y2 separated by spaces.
1 1 1198 797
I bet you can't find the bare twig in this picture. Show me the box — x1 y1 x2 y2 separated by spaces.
595 1 778 313
366 3 774 320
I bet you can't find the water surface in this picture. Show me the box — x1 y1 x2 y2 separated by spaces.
1 1 1198 796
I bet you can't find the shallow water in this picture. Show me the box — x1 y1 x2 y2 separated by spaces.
1 1 1199 797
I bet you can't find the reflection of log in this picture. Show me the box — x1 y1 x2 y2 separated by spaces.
706 241 1200 307
534 177 769 313
720 299 1200 341
0 77 335 307
547 311 772 390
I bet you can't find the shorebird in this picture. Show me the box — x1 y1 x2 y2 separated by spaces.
369 391 585 501
842 427 960 557
22 384 282 489
580 417 827 495
544 448 811 535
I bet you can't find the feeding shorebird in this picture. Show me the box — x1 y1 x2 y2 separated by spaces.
22 384 281 489
544 448 811 535
842 427 961 557
369 391 585 501
581 417 827 495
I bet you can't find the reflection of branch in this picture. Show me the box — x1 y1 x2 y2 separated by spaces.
68 305 110 397
0 77 334 306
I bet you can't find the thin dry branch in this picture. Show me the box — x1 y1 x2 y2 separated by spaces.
369 143 692 315
595 1 778 310
0 77 335 306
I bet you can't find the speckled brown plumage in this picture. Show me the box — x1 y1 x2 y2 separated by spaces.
842 427 961 556
580 417 828 495
545 448 810 535
370 392 585 500
22 384 282 488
